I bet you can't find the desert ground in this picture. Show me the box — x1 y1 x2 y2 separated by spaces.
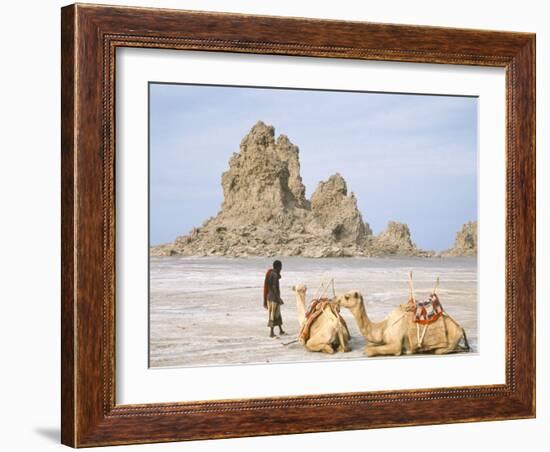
149 256 477 368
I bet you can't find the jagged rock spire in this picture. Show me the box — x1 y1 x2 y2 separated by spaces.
220 122 307 221
151 121 433 258
310 174 368 244
375 221 417 255
442 221 477 256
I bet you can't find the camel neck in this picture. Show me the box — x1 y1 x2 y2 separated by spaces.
349 301 373 339
295 294 307 326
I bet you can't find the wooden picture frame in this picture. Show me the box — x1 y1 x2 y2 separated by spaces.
61 3 535 447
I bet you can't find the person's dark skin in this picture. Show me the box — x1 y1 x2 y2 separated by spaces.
269 261 286 338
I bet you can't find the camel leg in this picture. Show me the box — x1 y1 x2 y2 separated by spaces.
434 345 458 355
434 335 464 355
337 328 351 353
435 325 471 355
435 341 470 354
306 338 334 354
364 342 402 357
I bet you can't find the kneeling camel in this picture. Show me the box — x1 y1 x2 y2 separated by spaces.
335 290 469 357
292 284 350 354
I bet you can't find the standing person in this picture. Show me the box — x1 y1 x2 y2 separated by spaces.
263 260 286 338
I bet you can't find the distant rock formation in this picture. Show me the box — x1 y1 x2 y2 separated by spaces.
374 221 419 255
310 173 368 245
151 121 461 258
442 221 477 256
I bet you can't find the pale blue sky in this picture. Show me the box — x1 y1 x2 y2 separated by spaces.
149 83 477 251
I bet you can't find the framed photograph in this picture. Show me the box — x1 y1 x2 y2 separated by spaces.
61 3 535 447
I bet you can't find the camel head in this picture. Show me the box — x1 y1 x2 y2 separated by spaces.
335 290 363 309
291 284 307 298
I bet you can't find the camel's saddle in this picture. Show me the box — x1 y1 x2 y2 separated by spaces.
407 293 445 324
298 298 350 344
404 294 448 351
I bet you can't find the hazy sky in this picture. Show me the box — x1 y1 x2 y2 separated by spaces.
149 83 477 251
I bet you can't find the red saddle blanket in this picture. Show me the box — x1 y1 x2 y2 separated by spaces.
407 294 445 325
298 298 350 343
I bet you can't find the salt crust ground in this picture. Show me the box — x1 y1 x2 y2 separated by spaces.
149 256 477 368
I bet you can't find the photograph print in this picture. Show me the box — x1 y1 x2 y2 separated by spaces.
148 83 478 368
